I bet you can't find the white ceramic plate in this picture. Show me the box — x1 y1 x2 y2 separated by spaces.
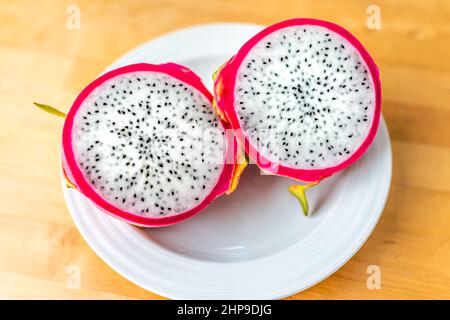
62 23 392 299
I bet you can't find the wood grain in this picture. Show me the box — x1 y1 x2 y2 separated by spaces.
0 0 449 299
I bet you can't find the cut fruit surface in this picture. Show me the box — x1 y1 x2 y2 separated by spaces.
214 19 381 182
62 63 240 227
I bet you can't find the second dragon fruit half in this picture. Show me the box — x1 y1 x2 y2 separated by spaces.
213 19 381 214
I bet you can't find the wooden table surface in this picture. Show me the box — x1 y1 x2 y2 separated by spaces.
1 0 449 299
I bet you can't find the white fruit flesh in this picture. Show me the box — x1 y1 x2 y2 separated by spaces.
234 25 376 169
72 71 225 217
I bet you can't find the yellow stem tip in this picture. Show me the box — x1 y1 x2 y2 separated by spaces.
33 102 66 118
288 181 319 216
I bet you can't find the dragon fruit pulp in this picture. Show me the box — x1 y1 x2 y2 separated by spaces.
52 63 245 227
213 19 381 214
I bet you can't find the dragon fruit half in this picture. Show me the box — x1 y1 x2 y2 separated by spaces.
213 19 382 214
38 63 245 227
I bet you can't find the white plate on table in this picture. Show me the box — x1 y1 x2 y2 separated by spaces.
62 23 392 299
